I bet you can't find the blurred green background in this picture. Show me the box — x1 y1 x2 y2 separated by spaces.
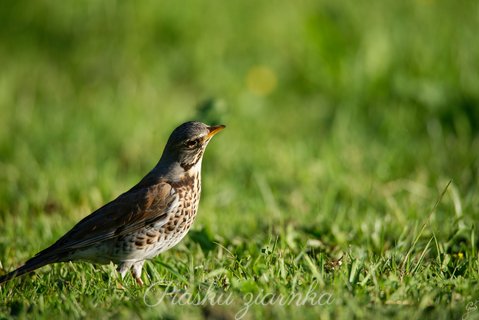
1 0 477 230
0 0 478 318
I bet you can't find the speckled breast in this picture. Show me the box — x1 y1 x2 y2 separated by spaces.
127 172 202 261
151 178 201 256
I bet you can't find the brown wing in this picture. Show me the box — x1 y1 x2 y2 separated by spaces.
34 181 176 257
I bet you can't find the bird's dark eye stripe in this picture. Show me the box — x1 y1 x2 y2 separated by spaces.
185 139 200 148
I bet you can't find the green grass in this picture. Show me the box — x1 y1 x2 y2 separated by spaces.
1 0 479 319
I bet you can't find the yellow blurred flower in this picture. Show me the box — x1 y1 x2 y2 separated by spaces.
246 65 277 96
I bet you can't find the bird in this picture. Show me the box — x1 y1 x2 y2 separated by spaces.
0 121 225 285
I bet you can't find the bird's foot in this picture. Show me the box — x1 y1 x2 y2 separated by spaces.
131 260 145 286
135 277 144 286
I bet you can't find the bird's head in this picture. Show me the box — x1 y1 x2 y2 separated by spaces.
160 121 225 174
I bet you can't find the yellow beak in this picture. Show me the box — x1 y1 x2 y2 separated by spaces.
206 125 226 139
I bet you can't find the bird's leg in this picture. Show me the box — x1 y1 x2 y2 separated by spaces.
117 262 132 280
134 276 143 286
131 260 145 286
116 262 134 290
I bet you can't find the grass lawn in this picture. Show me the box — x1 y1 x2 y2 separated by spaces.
1 0 478 319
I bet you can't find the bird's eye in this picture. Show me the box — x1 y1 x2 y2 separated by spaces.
185 139 200 149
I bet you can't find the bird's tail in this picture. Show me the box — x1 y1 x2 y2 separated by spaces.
0 254 58 284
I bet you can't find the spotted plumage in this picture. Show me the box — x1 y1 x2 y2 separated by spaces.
0 121 225 285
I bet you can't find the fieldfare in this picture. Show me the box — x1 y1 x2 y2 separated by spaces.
0 121 225 285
